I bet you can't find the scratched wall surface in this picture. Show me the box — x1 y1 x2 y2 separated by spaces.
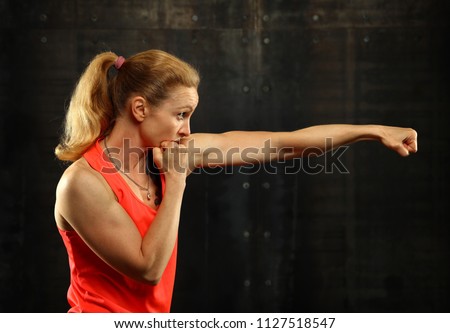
0 0 449 312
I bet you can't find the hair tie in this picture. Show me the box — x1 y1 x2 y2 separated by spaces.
114 56 125 70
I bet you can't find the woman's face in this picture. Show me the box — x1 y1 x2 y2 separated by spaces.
143 85 199 148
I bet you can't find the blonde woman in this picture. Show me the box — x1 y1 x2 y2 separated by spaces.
54 49 418 312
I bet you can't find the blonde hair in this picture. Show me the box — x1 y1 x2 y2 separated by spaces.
55 50 200 161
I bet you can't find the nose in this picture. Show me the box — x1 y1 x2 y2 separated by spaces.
179 119 191 137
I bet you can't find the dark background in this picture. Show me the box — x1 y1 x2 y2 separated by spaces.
0 0 449 312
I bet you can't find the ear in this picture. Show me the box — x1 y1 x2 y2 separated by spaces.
130 96 148 122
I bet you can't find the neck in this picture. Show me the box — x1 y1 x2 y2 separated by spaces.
104 127 147 175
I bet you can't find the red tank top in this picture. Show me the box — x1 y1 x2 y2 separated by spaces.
58 140 177 312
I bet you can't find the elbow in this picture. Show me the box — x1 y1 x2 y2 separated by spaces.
116 254 166 285
133 273 162 286
125 264 164 285
134 253 168 285
140 269 163 286
145 276 162 286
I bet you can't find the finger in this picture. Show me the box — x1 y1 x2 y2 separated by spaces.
161 140 181 150
398 146 410 157
405 130 418 153
408 138 418 153
160 141 172 149
405 142 418 154
389 141 410 157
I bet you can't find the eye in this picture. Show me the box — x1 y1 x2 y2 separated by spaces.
177 112 186 120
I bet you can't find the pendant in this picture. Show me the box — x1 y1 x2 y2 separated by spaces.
147 192 151 200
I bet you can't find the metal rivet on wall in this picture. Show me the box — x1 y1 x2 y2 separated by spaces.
242 85 250 93
242 182 250 189
312 14 320 22
263 37 270 45
262 14 270 22
363 35 370 43
244 279 251 287
265 279 272 287
192 14 198 22
262 182 270 189
243 230 250 238
91 15 98 23
264 231 271 239
261 85 271 93
40 36 48 43
39 14 47 22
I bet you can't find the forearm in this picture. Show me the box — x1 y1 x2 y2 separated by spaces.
282 124 417 157
283 124 382 156
140 182 185 283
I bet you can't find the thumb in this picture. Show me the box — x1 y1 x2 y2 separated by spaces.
397 145 410 157
386 140 410 157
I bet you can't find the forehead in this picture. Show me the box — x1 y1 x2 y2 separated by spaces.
165 86 199 107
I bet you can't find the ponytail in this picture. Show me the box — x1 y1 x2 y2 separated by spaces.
55 52 117 161
55 49 200 162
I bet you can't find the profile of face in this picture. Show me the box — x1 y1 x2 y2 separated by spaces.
140 85 199 148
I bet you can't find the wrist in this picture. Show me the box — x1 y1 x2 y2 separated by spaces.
361 124 383 141
164 176 187 191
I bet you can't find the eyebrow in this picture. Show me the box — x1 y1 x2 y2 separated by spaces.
176 105 195 111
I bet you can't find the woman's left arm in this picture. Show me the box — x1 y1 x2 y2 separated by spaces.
186 124 418 168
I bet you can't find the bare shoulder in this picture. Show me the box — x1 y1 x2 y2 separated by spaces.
56 158 112 197
55 158 115 230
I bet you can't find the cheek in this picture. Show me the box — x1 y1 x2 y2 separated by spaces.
148 120 180 145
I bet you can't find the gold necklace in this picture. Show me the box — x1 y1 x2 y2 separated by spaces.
104 138 152 201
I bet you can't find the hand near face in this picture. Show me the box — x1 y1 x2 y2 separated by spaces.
152 140 190 184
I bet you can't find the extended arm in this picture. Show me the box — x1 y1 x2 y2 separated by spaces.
188 124 418 168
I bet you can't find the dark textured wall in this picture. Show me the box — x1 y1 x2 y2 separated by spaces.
0 0 449 312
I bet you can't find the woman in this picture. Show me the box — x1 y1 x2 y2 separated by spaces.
54 49 417 312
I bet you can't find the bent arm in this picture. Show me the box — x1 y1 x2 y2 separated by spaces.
187 124 418 167
55 162 185 285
